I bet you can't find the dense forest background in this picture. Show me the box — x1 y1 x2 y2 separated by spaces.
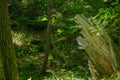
1 0 120 80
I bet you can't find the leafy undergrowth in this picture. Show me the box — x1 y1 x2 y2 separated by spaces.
18 61 90 80
13 29 120 80
12 29 90 80
17 45 90 80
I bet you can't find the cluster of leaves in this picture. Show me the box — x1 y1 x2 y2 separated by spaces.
93 0 120 47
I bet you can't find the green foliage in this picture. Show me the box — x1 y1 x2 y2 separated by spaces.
93 1 120 47
9 0 120 79
15 44 40 57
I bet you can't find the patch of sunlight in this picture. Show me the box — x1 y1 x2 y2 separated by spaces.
41 15 48 21
12 31 25 46
43 69 89 80
21 0 27 4
27 77 32 80
40 72 120 80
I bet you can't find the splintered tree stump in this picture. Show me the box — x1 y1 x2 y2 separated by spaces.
75 14 119 79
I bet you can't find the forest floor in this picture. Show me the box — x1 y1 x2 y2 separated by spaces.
12 28 120 80
12 27 90 80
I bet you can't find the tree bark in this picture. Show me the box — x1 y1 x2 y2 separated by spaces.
42 0 52 73
0 0 19 80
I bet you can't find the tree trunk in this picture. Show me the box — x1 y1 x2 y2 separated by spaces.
0 0 19 80
42 0 52 73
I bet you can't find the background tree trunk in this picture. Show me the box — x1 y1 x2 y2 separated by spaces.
0 0 19 80
42 0 52 73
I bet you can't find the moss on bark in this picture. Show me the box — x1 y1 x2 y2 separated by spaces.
0 0 19 80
